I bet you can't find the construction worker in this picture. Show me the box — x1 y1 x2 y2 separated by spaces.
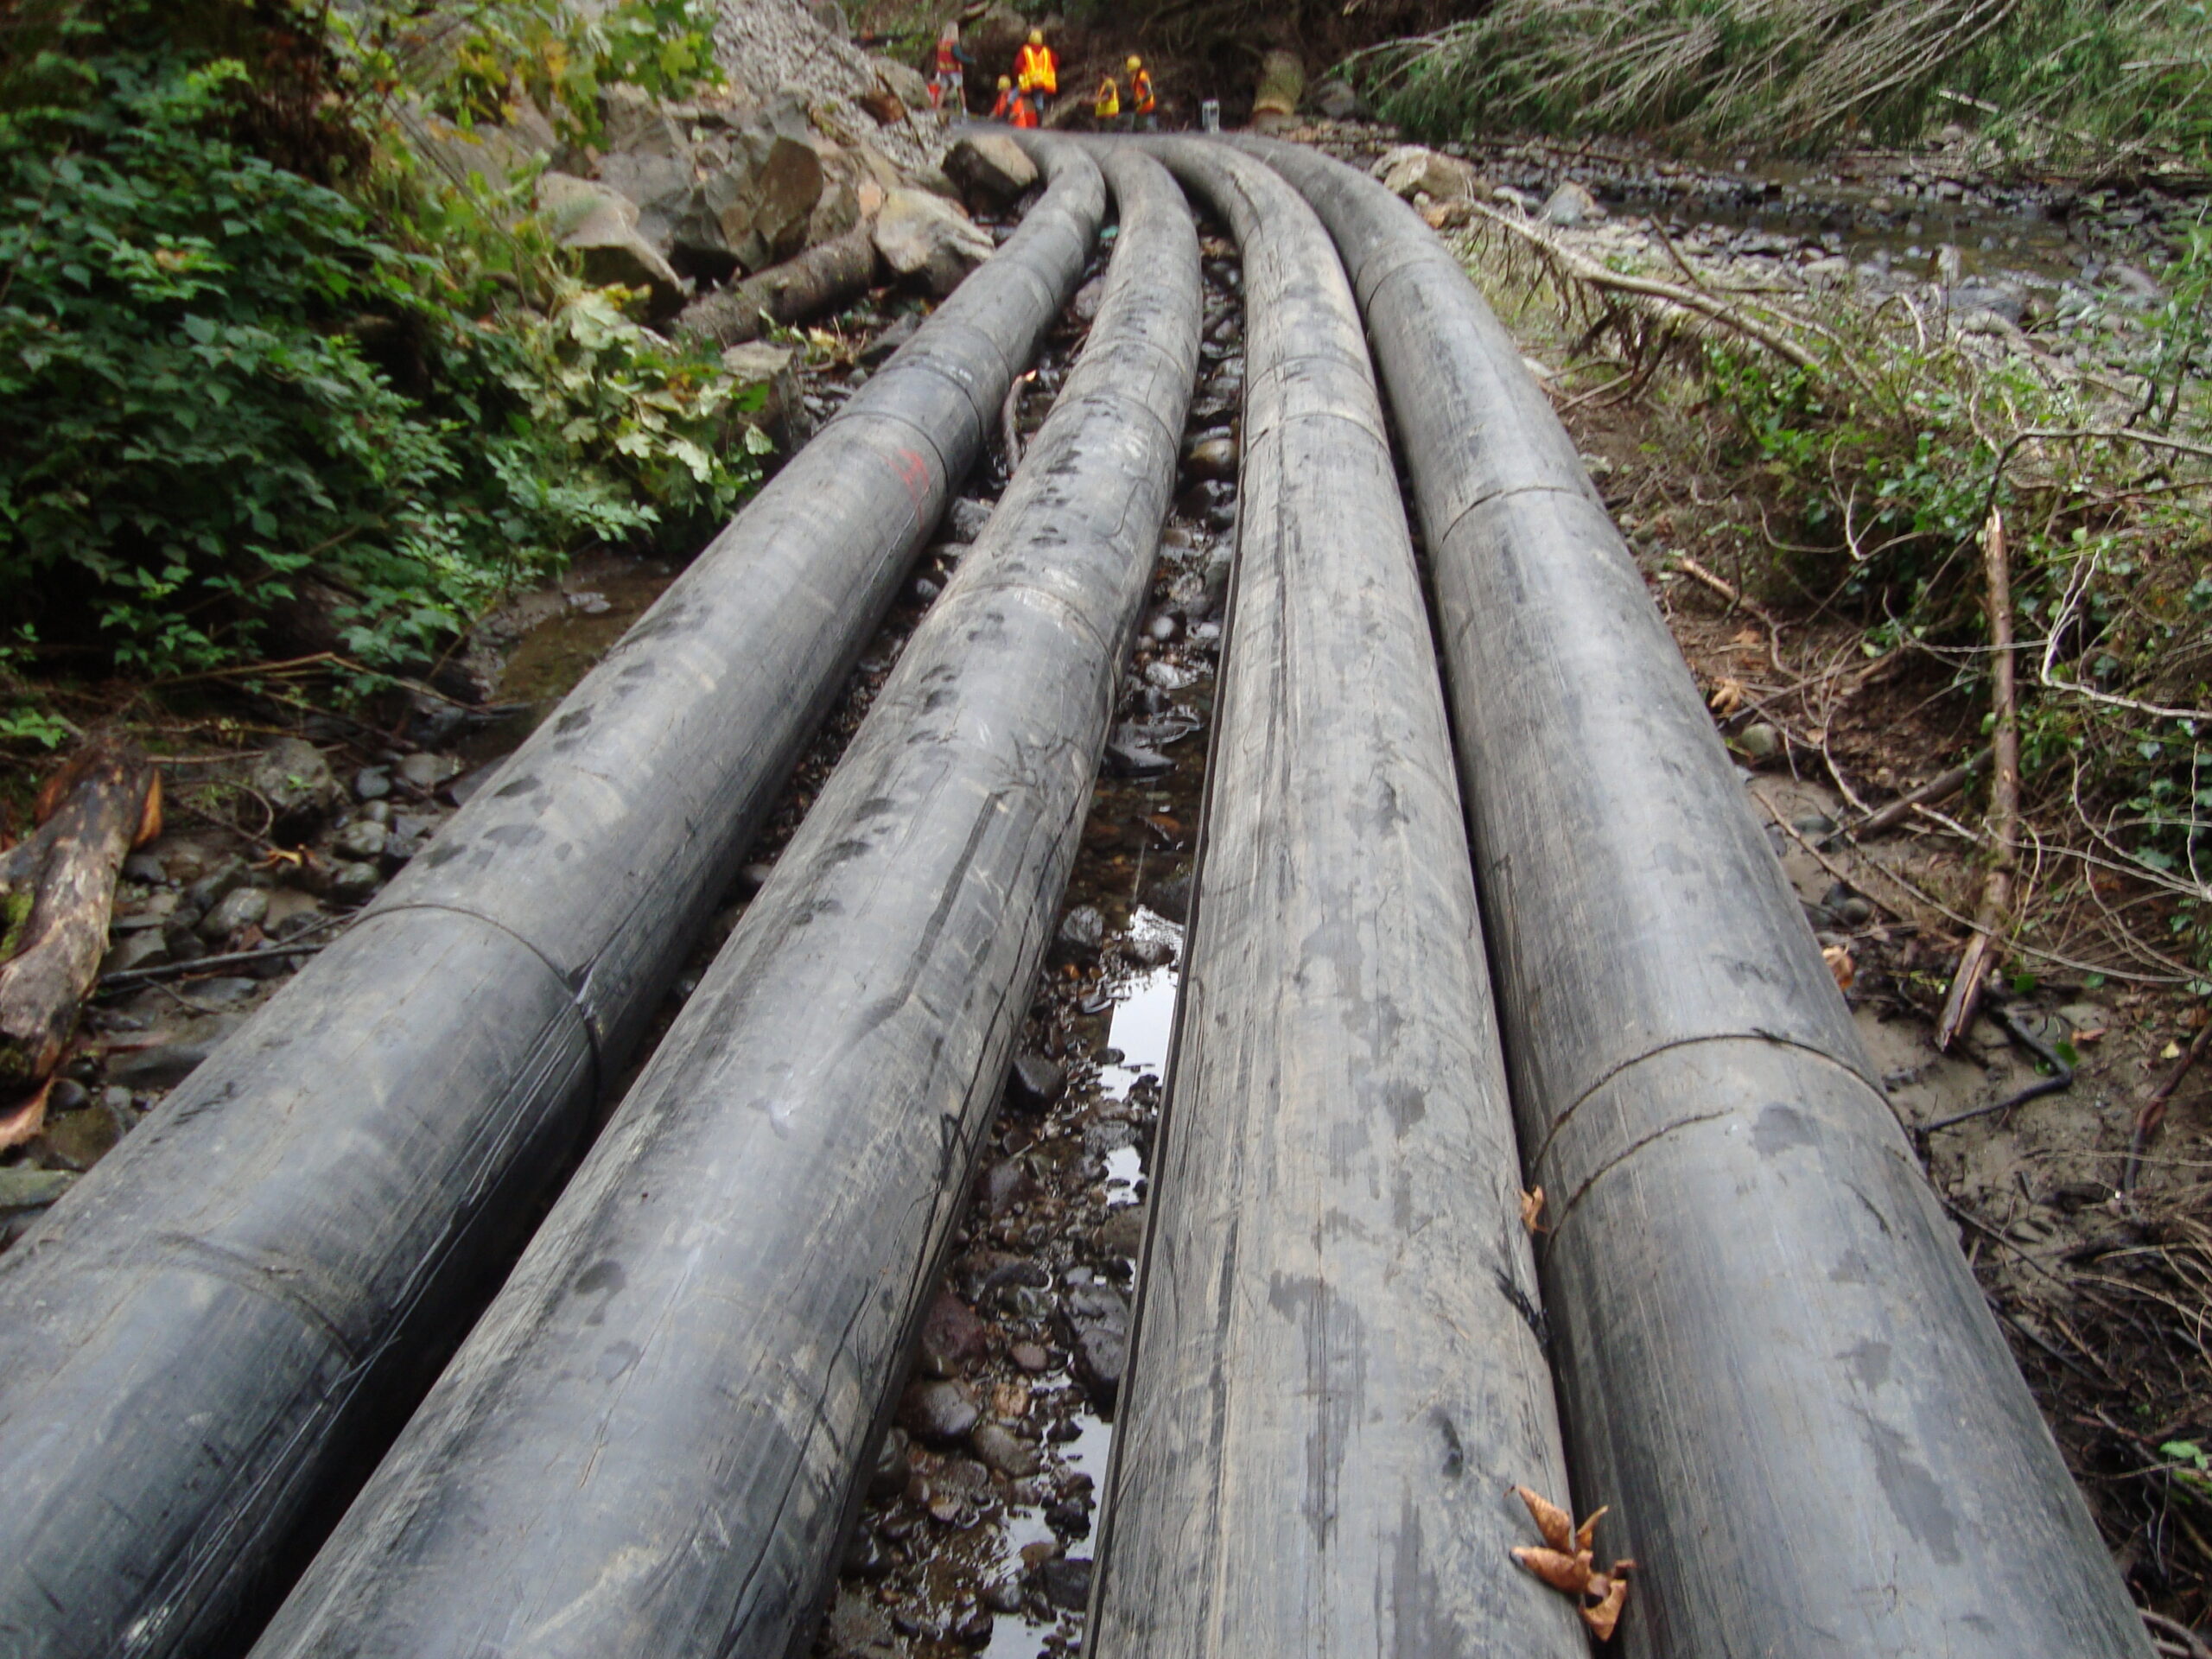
1010 88 1039 128
1126 54 1156 130
989 73 1016 121
1014 28 1057 98
928 22 973 113
1093 69 1119 124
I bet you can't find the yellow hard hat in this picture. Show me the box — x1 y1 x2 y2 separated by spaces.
1127 55 1141 71
997 74 1011 88
1028 29 1043 44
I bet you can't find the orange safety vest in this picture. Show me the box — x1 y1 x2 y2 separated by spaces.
991 86 1014 119
1016 42 1057 95
1131 68 1154 113
1095 75 1120 118
1011 92 1039 129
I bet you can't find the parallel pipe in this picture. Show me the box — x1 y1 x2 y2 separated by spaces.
1085 137 1584 1659
0 153 1105 1659
245 143 1198 1659
1244 136 2150 1657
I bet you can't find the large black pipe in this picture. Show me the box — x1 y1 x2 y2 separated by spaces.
243 143 1198 1659
0 154 1105 1659
1084 136 1585 1659
1243 137 2151 1657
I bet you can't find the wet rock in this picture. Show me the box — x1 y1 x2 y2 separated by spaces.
249 737 341 836
123 853 167 885
950 1604 994 1647
1791 810 1838 836
327 860 383 903
1056 905 1105 960
1013 1052 1061 1119
1185 435 1238 479
333 818 390 862
359 800 393 826
1060 1283 1130 1409
874 189 994 296
41 1107 119 1170
944 134 1038 205
0 1167 73 1213
101 932 170 978
1125 933 1175 969
1096 1204 1147 1258
1143 871 1192 924
1541 180 1604 227
1039 1556 1092 1611
981 1157 1041 1215
970 1421 1040 1478
945 497 994 543
982 1576 1025 1614
1009 1340 1051 1373
1104 735 1173 780
824 1586 900 1659
919 1289 990 1376
1736 721 1782 760
196 887 269 942
107 1041 215 1089
397 752 460 791
859 310 920 366
841 1527 892 1580
900 1377 980 1444
189 976 261 1007
353 766 391 804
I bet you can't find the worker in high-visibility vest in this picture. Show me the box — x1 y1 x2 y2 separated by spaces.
1093 71 1120 124
928 22 972 113
989 74 1016 120
1127 55 1157 130
1014 29 1058 97
1010 86 1039 129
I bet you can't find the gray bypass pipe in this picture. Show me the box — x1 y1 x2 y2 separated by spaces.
244 141 1198 1659
1241 136 2150 1657
0 151 1105 1659
1085 136 1584 1659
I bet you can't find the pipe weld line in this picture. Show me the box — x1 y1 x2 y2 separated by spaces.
358 901 604 1096
1525 1027 1889 1180
1433 481 1601 556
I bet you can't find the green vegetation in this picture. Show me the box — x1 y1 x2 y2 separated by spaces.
1465 205 2212 977
0 0 765 734
1365 0 2212 162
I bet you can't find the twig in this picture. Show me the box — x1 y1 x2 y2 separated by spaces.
2145 1609 2212 1659
95 938 330 992
1937 510 2020 1052
1850 748 1991 840
2126 1018 2212 1194
1000 368 1034 476
1676 552 1787 674
1918 1005 2075 1135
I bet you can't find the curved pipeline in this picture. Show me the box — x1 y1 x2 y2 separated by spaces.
0 154 1106 1659
1243 136 2150 1657
1084 136 1583 1659
243 143 1198 1659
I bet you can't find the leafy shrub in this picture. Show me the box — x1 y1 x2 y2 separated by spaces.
0 10 765 683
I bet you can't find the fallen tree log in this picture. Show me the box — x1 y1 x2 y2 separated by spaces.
1245 133 2152 1659
1084 134 1585 1659
675 216 880 347
0 150 1105 1659
247 142 1198 1659
1 741 159 1101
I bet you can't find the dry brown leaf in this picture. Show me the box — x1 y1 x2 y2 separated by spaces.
1511 1545 1588 1595
1519 1186 1546 1234
1582 1573 1630 1640
1514 1484 1574 1553
1574 1505 1609 1554
1708 677 1746 715
1822 944 1854 992
2075 1027 2107 1044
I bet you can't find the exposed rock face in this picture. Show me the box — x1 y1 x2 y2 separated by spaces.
873 188 994 295
709 0 948 171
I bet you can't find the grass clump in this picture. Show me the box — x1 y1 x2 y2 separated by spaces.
1363 0 2212 163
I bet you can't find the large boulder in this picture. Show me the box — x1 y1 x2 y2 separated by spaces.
595 149 699 249
678 135 826 275
944 134 1038 206
600 82 690 156
721 340 804 448
874 188 994 295
870 56 931 111
537 172 685 317
967 4 1028 69
1377 144 1477 204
